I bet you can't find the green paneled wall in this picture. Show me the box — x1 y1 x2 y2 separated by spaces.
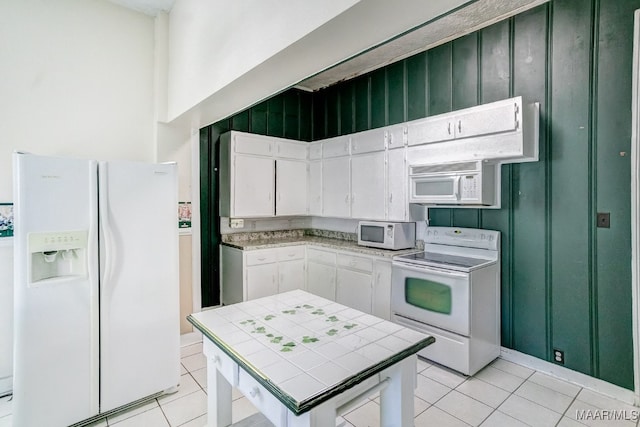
203 0 636 389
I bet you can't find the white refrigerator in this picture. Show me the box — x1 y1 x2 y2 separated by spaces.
12 153 180 427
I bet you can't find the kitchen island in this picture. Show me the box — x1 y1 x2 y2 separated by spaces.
188 290 434 427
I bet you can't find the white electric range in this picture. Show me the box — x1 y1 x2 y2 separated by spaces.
391 226 501 376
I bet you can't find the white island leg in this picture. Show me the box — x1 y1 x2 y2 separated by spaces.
379 355 416 427
207 355 232 427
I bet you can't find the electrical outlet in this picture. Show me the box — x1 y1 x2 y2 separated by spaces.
553 349 565 365
597 212 610 228
229 218 244 229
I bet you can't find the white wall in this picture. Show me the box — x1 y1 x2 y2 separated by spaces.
167 0 359 121
0 0 156 201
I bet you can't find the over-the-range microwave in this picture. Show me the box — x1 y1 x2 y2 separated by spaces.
409 160 497 206
358 221 416 250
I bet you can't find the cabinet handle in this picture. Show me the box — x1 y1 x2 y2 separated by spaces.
345 194 350 203
249 386 259 398
213 355 220 364
353 143 357 152
448 122 451 135
257 257 266 261
389 193 393 203
458 120 462 133
268 145 272 153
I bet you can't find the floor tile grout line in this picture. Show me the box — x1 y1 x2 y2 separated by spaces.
156 397 173 427
554 391 585 427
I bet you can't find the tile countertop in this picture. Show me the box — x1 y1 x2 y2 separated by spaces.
187 290 434 414
221 229 423 259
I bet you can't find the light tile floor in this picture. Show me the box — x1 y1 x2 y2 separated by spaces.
1 342 638 427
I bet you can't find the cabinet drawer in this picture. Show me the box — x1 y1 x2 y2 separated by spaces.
309 142 322 160
307 247 336 265
245 250 277 266
276 141 308 160
276 245 305 261
233 134 273 156
237 368 285 426
351 128 385 154
322 136 350 158
203 340 238 386
337 253 373 272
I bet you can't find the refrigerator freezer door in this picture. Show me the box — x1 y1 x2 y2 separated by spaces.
98 161 180 412
12 153 100 426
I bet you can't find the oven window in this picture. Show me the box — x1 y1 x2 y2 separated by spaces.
405 278 452 314
361 225 384 243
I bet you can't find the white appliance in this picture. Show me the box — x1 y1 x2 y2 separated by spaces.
12 153 180 427
0 237 13 397
357 221 416 250
409 160 498 206
391 227 500 375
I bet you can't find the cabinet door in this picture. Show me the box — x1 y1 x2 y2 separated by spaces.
372 260 392 320
308 160 322 216
351 152 385 220
233 155 274 217
387 148 407 221
246 263 278 300
407 114 454 146
454 100 518 139
307 261 336 301
276 159 308 216
279 259 305 293
336 268 372 314
322 156 350 218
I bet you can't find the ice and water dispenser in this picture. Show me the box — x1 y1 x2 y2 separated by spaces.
28 231 88 284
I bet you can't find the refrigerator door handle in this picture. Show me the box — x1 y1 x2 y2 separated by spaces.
99 164 116 291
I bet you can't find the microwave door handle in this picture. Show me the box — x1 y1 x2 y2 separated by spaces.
453 176 461 200
393 262 469 279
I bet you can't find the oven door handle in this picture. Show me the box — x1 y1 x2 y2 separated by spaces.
393 262 469 279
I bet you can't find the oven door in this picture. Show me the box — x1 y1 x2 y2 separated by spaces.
391 261 470 336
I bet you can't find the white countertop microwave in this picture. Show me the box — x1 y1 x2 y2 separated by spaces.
409 160 497 206
357 221 416 250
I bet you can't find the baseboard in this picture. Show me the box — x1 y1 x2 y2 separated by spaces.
180 331 202 347
500 347 638 406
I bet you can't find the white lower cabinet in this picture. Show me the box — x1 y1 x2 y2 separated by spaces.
220 245 305 304
222 244 393 317
306 247 337 301
372 259 392 320
246 263 278 300
336 252 373 314
278 259 305 293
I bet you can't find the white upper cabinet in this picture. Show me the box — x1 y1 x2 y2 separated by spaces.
453 101 518 139
322 156 351 218
308 160 322 216
407 96 539 164
387 148 407 221
276 159 308 216
385 125 407 150
276 140 308 160
309 141 322 160
231 155 275 217
322 136 350 158
234 132 275 156
351 151 385 220
221 131 310 218
350 128 385 154
407 114 454 146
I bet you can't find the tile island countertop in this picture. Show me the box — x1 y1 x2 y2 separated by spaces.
187 290 434 419
221 229 423 259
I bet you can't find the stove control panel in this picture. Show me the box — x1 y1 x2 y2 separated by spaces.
424 226 500 250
